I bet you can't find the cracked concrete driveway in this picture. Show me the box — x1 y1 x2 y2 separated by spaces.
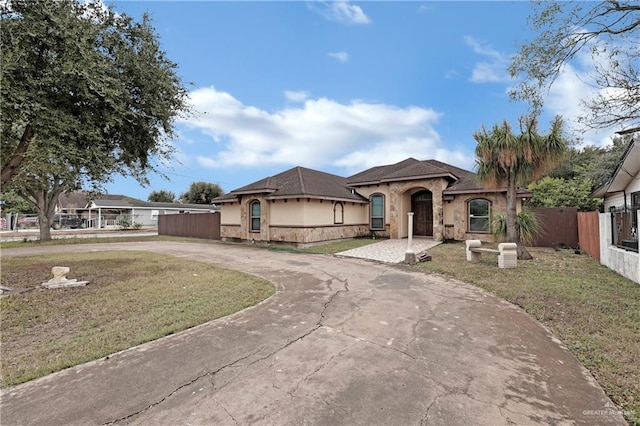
1 242 625 425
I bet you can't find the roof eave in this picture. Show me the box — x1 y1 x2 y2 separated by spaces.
265 194 368 203
443 188 532 198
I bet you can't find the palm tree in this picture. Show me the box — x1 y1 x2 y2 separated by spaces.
474 115 566 259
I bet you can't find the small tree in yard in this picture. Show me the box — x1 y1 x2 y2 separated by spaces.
474 115 567 260
0 0 189 241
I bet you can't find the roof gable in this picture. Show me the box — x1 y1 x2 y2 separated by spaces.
593 137 640 197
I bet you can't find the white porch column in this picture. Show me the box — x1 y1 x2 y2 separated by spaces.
405 212 416 264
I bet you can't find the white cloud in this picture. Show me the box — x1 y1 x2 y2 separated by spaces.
328 51 349 63
309 1 372 25
180 86 473 173
284 90 309 102
464 35 510 83
417 5 432 14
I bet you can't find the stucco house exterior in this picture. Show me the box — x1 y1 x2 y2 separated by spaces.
593 132 639 283
213 158 530 245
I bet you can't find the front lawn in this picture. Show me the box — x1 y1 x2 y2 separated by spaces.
0 251 274 387
415 242 640 425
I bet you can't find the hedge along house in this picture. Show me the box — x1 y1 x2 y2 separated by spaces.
213 158 531 245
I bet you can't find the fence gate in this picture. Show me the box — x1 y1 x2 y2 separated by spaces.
531 207 578 249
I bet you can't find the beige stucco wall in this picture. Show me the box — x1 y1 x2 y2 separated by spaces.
219 197 368 244
220 203 241 225
270 200 305 226
269 199 366 227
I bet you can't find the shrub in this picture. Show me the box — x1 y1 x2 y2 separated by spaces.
493 209 541 244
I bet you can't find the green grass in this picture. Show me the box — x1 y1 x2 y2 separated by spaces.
415 242 640 425
0 251 274 387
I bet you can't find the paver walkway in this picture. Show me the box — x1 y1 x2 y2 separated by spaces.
336 238 441 263
1 242 625 425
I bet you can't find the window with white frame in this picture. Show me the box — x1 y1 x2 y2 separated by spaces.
468 199 490 233
250 201 261 232
370 194 384 230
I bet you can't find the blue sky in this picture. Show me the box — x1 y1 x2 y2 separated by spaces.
103 1 613 201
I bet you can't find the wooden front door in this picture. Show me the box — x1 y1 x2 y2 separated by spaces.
412 191 433 236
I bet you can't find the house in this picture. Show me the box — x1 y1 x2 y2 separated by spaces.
593 130 640 283
213 158 530 245
56 193 217 228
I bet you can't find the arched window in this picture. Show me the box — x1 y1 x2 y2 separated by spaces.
334 202 344 224
250 200 261 232
468 199 490 233
370 194 385 230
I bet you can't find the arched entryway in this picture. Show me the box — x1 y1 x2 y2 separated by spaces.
411 190 433 237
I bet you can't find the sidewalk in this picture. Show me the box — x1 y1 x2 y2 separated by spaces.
336 238 441 263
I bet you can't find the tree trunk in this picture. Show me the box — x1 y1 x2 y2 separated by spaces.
32 188 61 242
506 169 518 243
506 170 532 260
1 124 35 187
35 190 54 241
517 245 533 260
37 211 52 241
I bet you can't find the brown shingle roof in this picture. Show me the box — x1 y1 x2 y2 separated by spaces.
347 158 462 186
213 166 368 203
215 158 533 203
347 158 531 196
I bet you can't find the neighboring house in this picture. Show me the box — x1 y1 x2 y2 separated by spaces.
56 193 217 227
213 158 531 245
593 131 640 283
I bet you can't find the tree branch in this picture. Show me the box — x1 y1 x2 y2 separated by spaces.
1 124 35 187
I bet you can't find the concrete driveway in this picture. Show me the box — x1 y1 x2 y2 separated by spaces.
0 242 625 425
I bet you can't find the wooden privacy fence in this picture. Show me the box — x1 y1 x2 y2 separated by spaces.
531 207 578 248
577 211 600 261
158 212 220 240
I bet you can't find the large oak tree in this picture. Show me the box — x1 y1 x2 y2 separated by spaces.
0 0 189 240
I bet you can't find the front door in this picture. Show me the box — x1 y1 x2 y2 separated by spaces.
412 191 433 237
